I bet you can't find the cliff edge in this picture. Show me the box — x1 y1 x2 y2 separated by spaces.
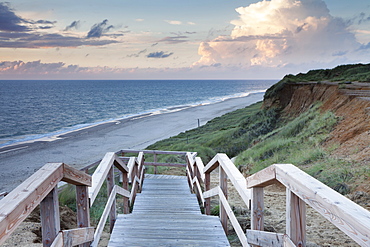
264 79 370 171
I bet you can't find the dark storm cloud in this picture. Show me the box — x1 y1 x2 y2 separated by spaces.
64 20 80 31
147 51 174 58
0 2 30 32
87 19 114 38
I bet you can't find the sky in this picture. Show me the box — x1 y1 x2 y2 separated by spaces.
0 0 370 80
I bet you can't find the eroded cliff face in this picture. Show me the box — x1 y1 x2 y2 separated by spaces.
264 82 370 165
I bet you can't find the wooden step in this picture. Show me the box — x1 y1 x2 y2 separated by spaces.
108 176 230 246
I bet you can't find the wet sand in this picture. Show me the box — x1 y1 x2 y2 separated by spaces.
0 93 264 192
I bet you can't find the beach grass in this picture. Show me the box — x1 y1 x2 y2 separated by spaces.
148 100 361 195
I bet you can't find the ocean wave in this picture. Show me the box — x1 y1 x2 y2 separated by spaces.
0 89 267 149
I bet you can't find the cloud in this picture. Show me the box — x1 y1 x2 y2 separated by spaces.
135 19 144 22
0 3 119 48
0 32 118 48
147 51 174 58
193 0 370 72
158 36 188 44
0 3 30 32
165 20 182 25
64 20 80 31
87 19 114 38
127 49 147 57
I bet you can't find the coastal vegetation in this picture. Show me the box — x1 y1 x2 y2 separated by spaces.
148 63 370 195
265 63 370 100
147 101 354 193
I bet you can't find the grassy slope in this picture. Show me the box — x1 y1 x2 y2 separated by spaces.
148 63 370 194
148 101 358 194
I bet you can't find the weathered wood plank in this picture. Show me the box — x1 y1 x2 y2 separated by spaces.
50 232 63 247
76 185 90 247
219 188 250 247
62 227 94 247
220 167 228 234
144 162 186 167
205 172 211 215
204 155 220 174
286 188 306 247
192 176 205 204
0 163 64 245
195 157 205 182
112 154 129 174
109 176 230 247
246 165 276 189
91 186 117 247
62 164 91 186
120 149 188 156
107 167 116 233
246 230 284 247
40 187 60 247
88 152 116 206
217 154 251 208
115 185 130 198
251 187 264 236
283 235 296 247
275 164 370 246
203 186 219 199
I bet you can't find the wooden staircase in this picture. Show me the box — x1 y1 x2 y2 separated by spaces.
108 175 230 246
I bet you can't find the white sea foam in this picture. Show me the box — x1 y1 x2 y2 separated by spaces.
0 85 270 150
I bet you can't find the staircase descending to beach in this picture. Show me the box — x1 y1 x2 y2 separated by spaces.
0 149 370 247
108 175 229 246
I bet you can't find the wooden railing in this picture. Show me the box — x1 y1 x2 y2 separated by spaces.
0 151 145 247
0 163 93 246
189 153 252 246
2 150 370 247
189 154 370 247
246 164 370 247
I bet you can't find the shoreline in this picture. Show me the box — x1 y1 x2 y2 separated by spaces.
0 92 264 193
0 90 266 150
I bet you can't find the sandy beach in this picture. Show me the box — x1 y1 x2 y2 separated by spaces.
0 93 264 193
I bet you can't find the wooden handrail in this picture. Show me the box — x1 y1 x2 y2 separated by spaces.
88 152 129 206
200 153 251 247
246 164 370 247
0 163 91 246
3 150 368 247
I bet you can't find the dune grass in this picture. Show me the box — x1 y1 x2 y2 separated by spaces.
148 100 360 194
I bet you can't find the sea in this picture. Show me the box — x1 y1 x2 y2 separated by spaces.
0 80 277 148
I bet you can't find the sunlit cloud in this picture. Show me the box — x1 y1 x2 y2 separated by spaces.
165 20 182 25
193 0 370 73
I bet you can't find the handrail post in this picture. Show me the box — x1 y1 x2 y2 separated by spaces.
153 153 157 174
107 166 116 233
205 172 211 215
122 169 129 214
40 187 60 247
286 188 306 247
220 167 228 234
251 187 264 247
76 184 90 247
